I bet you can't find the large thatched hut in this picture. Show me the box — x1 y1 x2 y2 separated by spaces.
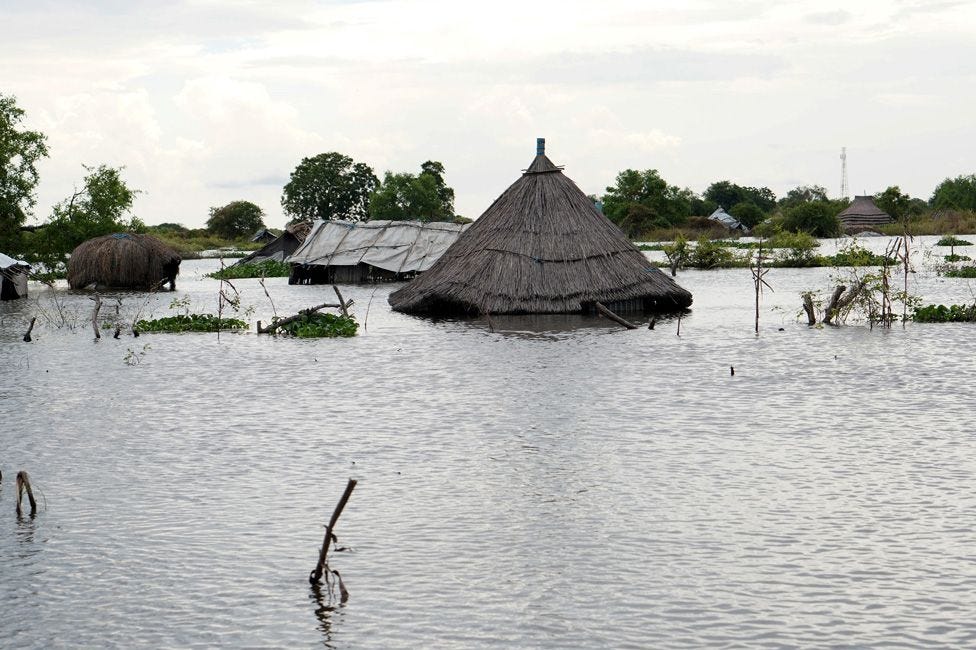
837 196 893 231
67 233 181 290
389 140 693 315
1 252 30 301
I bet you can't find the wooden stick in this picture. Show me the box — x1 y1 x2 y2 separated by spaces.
823 285 846 325
310 478 358 585
594 301 638 329
16 470 37 516
23 316 36 342
333 285 350 318
677 313 682 337
91 294 102 339
802 294 817 325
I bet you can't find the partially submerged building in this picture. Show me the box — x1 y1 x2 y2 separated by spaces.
0 252 30 301
287 219 468 284
388 139 693 315
67 233 181 290
234 221 312 267
837 196 893 231
708 207 749 233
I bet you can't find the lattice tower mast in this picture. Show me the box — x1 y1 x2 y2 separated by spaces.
840 147 849 199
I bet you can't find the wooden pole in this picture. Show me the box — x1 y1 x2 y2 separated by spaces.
594 301 638 329
802 294 817 325
16 470 37 516
823 285 846 325
91 294 102 339
310 478 358 585
23 316 36 342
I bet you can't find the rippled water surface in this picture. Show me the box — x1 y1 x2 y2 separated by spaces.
3 237 976 648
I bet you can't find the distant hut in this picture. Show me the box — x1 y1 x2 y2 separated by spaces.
287 220 469 284
837 196 893 231
67 233 181 290
233 221 312 267
250 228 277 244
1 252 30 301
707 207 749 233
389 139 693 315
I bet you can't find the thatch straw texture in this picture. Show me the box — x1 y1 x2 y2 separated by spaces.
389 152 693 315
67 233 181 290
837 196 893 228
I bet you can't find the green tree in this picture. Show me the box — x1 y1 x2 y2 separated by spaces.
281 152 378 222
602 169 692 238
0 93 48 254
930 174 976 211
369 160 456 222
31 164 140 270
704 180 776 214
206 200 266 239
782 201 842 238
779 185 829 209
875 186 923 221
730 202 765 228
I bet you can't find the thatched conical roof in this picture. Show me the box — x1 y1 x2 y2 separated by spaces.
67 233 181 290
837 196 893 229
389 143 693 315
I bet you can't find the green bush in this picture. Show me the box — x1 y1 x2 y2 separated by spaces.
136 314 248 333
689 236 738 269
936 235 972 246
782 203 843 237
769 231 819 266
913 304 976 322
208 260 291 280
274 312 358 338
945 266 976 278
944 254 972 262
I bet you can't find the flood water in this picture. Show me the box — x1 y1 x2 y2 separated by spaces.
3 235 976 648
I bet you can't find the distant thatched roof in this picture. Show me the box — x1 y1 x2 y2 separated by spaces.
389 142 693 315
67 233 181 290
837 196 893 228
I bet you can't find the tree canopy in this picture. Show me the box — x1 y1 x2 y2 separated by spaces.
369 160 456 222
601 169 693 238
930 174 976 211
281 152 378 222
29 164 140 270
206 200 266 239
781 201 842 238
875 186 925 221
0 93 48 253
704 180 776 214
779 185 829 210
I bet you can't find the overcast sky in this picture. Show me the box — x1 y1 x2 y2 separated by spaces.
4 0 975 229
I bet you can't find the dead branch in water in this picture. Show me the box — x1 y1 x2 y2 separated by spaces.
23 316 36 342
333 285 350 318
594 301 638 329
310 478 357 602
16 471 37 516
257 299 352 334
90 294 102 339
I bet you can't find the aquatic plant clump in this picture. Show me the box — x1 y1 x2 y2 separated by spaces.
272 312 358 338
944 266 976 278
935 235 972 247
207 260 291 280
136 313 248 333
912 304 976 323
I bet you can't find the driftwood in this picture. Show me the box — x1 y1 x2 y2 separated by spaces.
16 471 37 516
802 293 817 326
806 281 868 325
594 301 638 330
90 294 102 339
310 478 358 590
333 286 349 318
822 285 847 325
257 299 353 334
23 316 36 342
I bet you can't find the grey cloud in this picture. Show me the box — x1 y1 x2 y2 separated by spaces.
805 10 852 25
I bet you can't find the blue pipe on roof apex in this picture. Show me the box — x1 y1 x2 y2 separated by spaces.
536 138 545 156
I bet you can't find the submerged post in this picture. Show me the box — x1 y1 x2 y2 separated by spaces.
16 471 37 516
91 294 102 339
23 316 36 342
310 478 358 585
594 301 638 330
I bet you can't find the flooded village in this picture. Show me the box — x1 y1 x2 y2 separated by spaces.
5 2 976 648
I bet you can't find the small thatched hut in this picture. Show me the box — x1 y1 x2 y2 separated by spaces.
67 233 181 290
837 196 893 231
1 252 30 301
389 139 693 315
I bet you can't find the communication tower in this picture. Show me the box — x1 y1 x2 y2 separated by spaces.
840 147 849 200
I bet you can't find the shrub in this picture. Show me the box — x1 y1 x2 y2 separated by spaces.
913 304 976 323
689 236 737 269
936 235 972 247
782 202 842 237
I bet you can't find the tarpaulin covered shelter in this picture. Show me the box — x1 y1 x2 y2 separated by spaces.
708 207 749 233
0 252 30 301
287 219 468 284
388 139 693 315
233 221 312 267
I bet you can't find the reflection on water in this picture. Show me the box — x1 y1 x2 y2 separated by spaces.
3 238 976 648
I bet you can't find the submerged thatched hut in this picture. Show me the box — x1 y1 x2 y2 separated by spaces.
389 140 693 315
837 196 893 231
67 233 181 290
1 252 30 301
233 221 312 267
